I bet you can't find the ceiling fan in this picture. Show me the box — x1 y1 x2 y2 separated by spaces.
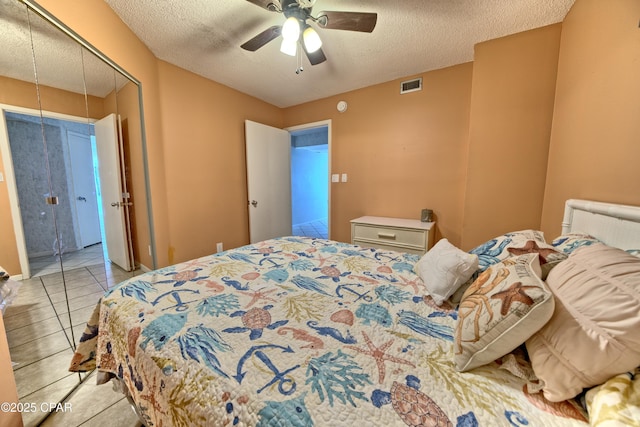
241 0 377 66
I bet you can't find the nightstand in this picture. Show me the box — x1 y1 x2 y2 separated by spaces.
350 216 435 255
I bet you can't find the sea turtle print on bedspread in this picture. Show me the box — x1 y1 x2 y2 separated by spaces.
70 237 587 427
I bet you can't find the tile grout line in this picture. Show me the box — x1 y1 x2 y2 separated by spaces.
14 347 76 377
38 270 82 353
77 396 130 426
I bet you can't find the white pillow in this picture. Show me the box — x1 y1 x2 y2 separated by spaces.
415 238 479 305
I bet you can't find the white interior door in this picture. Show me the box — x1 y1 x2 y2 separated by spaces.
94 113 133 271
245 120 292 243
67 131 101 247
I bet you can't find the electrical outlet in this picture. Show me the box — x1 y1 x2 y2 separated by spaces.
216 242 223 253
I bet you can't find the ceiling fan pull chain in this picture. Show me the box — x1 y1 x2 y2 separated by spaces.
296 42 304 74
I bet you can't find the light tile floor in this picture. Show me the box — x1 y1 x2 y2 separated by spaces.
29 243 107 278
5 246 143 427
292 218 328 239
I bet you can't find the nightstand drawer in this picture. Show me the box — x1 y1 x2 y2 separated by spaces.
353 239 426 255
352 224 426 247
350 216 434 255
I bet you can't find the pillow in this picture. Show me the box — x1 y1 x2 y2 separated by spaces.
454 253 554 372
469 229 546 272
526 243 640 402
451 230 565 304
626 249 640 258
415 238 478 305
551 232 600 254
506 238 567 279
585 369 640 427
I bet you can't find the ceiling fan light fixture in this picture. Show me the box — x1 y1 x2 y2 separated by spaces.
303 26 322 53
281 16 300 41
280 38 297 56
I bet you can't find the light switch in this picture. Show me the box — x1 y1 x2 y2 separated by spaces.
0 172 3 182
341 173 348 182
331 174 339 183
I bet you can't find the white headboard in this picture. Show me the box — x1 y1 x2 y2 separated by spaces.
562 199 640 250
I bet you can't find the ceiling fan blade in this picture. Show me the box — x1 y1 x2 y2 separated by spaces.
316 11 377 33
241 26 281 51
303 45 327 66
244 0 280 12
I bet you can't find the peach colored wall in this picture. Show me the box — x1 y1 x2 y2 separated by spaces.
156 61 282 263
460 24 562 250
36 0 172 268
0 76 104 275
0 76 104 118
540 0 640 237
283 65 473 246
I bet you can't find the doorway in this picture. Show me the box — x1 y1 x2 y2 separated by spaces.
245 120 331 243
4 111 106 277
289 125 329 239
1 108 110 277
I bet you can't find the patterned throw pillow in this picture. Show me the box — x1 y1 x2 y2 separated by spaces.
506 238 567 279
450 230 565 304
469 230 547 271
551 232 600 254
454 253 555 372
626 249 640 258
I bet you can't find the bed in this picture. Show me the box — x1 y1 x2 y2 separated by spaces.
70 199 640 427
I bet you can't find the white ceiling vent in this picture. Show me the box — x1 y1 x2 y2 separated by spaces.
400 77 422 94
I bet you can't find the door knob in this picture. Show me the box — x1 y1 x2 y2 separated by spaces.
77 196 87 202
111 202 120 208
251 200 258 207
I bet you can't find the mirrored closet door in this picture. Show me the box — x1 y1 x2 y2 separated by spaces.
0 1 155 425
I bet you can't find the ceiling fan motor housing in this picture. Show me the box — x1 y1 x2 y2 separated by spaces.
281 0 312 21
297 0 316 8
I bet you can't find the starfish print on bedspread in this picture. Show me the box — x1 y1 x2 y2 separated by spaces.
490 282 536 316
180 258 212 270
347 331 415 383
238 287 279 308
314 253 332 268
138 373 166 416
507 241 557 264
398 275 425 294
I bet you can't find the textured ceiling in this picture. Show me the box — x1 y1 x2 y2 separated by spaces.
1 0 576 106
104 0 576 108
1 0 129 98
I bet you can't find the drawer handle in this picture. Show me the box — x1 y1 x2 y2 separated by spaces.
377 232 396 240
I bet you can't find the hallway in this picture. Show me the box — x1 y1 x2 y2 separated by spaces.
292 218 328 239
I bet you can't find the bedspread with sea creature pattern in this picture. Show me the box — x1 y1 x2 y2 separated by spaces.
70 237 589 427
